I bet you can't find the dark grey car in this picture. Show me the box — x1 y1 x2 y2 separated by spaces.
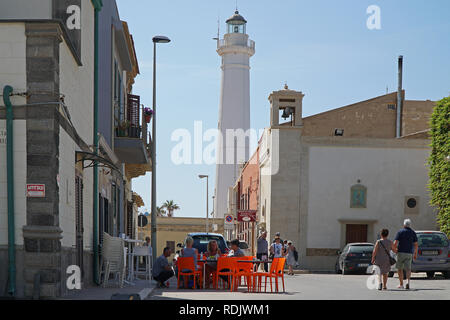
389 231 450 279
335 243 374 275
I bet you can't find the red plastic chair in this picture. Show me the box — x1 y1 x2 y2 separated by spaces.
177 257 202 289
252 258 279 293
215 257 236 291
273 257 286 293
234 256 254 292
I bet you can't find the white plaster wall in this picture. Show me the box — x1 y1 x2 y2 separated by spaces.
59 0 94 146
0 24 27 246
58 0 95 250
58 128 76 248
0 23 27 104
0 120 27 246
307 146 435 249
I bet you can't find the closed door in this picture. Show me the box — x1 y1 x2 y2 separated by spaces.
346 224 368 244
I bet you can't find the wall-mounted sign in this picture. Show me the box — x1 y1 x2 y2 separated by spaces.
225 215 234 224
237 210 257 222
0 129 6 145
27 184 46 198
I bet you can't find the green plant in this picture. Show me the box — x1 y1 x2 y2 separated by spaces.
162 200 180 217
428 97 450 237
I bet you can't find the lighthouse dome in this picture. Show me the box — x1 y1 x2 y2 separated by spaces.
226 11 247 34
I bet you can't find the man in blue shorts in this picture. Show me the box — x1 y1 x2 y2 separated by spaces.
393 219 418 290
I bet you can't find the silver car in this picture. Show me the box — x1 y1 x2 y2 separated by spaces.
389 231 450 279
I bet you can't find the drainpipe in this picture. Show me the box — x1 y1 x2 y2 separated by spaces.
92 0 103 285
3 85 16 296
396 55 403 138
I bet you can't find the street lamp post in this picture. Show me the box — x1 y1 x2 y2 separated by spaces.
199 175 209 233
151 35 170 266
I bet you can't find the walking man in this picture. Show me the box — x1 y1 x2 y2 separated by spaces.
256 231 269 272
393 219 418 290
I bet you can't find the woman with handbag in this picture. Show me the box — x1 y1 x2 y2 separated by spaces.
371 229 395 290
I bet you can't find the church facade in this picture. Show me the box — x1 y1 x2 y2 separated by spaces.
238 85 437 270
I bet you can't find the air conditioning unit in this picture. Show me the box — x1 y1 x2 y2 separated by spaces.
404 196 420 215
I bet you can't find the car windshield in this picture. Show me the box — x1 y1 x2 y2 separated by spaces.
349 245 373 253
192 235 228 254
418 233 449 248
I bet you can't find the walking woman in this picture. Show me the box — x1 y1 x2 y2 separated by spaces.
371 229 395 290
286 241 297 276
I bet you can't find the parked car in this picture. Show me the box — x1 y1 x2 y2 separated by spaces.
238 240 251 256
388 231 450 279
335 243 374 275
187 232 230 255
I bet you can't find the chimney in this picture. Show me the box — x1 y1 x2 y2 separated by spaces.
396 55 403 138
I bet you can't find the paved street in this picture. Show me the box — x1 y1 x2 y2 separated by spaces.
148 273 450 300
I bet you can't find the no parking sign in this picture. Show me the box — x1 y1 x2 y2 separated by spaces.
224 215 234 229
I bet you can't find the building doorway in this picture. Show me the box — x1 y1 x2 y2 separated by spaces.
346 224 368 244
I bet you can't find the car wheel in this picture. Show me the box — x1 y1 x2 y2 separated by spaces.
426 272 435 279
443 271 450 279
388 272 394 278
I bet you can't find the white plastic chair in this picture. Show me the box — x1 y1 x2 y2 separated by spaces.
131 246 152 282
101 233 126 288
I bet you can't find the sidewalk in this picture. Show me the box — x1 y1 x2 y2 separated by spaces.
61 279 157 300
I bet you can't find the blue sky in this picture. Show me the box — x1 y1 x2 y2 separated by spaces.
116 0 450 218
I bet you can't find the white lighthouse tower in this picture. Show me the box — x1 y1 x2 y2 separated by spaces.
214 11 255 219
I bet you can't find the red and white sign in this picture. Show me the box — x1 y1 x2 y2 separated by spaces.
237 210 257 222
27 184 45 198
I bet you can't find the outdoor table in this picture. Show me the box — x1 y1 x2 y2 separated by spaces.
198 259 217 289
123 239 145 284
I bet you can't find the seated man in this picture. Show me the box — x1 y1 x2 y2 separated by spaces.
152 247 174 288
219 239 245 286
229 239 245 257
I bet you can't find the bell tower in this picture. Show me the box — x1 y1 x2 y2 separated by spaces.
269 84 305 128
214 11 255 218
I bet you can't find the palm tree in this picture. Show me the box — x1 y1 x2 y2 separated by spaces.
156 206 166 217
162 200 180 217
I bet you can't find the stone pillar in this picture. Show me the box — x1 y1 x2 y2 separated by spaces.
23 23 63 299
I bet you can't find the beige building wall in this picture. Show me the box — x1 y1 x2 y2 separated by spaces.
302 138 436 270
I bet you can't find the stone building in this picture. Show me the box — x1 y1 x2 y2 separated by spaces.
228 147 260 254
255 85 436 271
0 0 149 298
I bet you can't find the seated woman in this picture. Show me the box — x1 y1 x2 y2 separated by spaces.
179 236 198 288
204 240 221 289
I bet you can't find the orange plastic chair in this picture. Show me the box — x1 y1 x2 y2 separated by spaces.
215 257 236 291
177 257 202 289
273 257 286 293
234 256 254 292
252 258 279 293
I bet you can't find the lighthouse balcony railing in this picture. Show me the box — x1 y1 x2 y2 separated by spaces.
218 38 255 50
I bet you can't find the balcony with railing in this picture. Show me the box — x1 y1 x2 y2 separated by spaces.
114 94 152 167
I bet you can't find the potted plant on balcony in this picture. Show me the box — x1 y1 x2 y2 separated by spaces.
144 108 153 123
118 120 130 137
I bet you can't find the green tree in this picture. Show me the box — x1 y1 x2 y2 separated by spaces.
428 97 450 237
156 206 166 217
162 200 180 217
